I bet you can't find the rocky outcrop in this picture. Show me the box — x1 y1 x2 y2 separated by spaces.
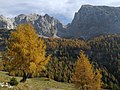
0 15 14 29
33 14 66 37
68 5 120 39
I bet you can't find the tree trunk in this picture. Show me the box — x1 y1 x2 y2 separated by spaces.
20 71 27 82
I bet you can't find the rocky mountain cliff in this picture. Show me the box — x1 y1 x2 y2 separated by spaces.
1 5 120 39
68 5 120 39
0 13 66 37
0 15 14 29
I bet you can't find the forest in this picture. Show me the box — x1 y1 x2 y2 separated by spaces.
43 35 120 89
0 25 120 90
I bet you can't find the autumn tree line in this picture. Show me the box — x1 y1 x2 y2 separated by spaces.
0 24 120 89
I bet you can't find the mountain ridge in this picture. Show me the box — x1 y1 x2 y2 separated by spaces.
0 13 66 38
1 5 120 39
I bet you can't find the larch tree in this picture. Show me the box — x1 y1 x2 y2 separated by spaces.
4 23 50 82
72 51 102 90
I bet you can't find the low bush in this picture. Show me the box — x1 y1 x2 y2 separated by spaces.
9 77 18 86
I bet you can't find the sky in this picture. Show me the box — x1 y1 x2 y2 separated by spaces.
0 0 120 24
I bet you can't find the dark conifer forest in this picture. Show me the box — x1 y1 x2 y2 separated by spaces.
0 29 119 89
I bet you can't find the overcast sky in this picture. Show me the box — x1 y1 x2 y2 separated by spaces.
0 0 120 24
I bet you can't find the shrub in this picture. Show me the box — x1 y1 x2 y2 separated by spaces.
9 77 18 86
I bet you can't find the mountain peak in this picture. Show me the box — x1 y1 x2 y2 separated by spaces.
81 4 93 8
68 5 120 39
0 14 66 37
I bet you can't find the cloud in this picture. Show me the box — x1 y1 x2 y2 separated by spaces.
0 0 120 24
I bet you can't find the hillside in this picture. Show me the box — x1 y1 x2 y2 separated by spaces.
0 71 75 90
0 28 119 89
43 35 120 89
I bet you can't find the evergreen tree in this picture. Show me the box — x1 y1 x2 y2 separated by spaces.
72 51 102 90
3 24 50 82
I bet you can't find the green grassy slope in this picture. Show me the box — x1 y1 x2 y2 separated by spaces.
0 71 75 90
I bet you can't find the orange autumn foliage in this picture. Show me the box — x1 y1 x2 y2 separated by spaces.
4 23 50 81
72 51 102 90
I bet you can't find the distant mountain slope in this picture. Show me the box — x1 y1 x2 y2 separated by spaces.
67 5 120 39
0 14 66 38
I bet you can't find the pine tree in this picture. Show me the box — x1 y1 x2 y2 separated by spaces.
72 51 102 90
4 23 50 82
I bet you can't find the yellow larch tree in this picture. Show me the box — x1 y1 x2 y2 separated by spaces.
4 23 50 82
72 51 102 90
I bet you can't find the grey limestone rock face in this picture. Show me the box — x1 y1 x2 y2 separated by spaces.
34 14 65 37
0 14 65 38
67 5 120 39
0 15 14 29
